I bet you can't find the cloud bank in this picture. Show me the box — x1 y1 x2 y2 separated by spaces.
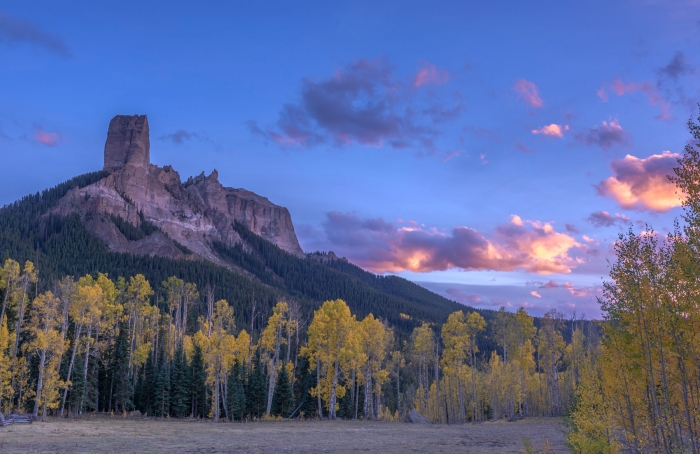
318 212 582 274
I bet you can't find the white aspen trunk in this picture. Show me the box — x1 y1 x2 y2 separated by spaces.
266 329 282 415
13 291 28 356
329 360 339 419
214 369 220 421
32 348 47 418
363 366 372 419
316 360 322 419
59 323 83 416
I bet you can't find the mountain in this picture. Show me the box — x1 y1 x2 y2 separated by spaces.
0 114 473 337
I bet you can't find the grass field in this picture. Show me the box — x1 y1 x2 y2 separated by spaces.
0 416 568 453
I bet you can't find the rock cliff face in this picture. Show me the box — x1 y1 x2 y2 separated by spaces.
54 114 304 262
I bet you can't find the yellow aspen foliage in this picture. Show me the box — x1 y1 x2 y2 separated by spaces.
0 315 12 411
306 299 356 419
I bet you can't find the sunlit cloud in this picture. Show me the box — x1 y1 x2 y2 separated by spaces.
318 212 582 274
413 62 449 88
539 280 596 297
514 79 543 108
598 77 671 120
530 290 542 298
595 151 683 212
532 123 568 138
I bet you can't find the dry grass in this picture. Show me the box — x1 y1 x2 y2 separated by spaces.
0 415 569 453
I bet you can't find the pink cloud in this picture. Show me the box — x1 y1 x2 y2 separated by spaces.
532 124 568 138
598 77 671 120
34 129 62 146
514 79 543 108
413 62 449 88
596 151 684 212
442 150 464 162
320 212 582 274
539 280 595 297
530 291 542 298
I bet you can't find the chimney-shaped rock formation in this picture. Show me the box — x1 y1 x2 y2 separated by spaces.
103 115 150 172
56 114 305 262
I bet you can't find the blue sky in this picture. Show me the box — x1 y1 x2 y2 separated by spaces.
2 1 699 317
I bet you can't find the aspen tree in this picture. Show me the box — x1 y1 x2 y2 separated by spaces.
25 291 66 419
261 302 289 415
0 315 12 411
13 261 37 356
306 299 355 419
410 323 435 417
0 258 20 327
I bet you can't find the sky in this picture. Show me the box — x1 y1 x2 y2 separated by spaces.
1 1 699 318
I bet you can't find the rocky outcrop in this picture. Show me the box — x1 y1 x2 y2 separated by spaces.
103 115 150 172
54 114 304 262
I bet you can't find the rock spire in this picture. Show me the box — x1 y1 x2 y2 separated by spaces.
103 115 150 172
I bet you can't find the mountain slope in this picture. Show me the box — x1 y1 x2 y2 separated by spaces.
0 171 471 337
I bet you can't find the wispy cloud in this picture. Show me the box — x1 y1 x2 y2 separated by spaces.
513 79 543 108
249 58 460 151
595 151 683 212
587 210 631 228
159 130 201 144
597 77 671 120
658 51 692 81
0 11 71 58
413 62 449 88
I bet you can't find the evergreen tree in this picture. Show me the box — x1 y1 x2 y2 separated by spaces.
138 349 156 415
292 356 317 419
170 346 189 417
271 364 292 417
68 354 86 414
153 345 170 417
190 344 206 418
247 354 267 419
111 324 133 412
226 360 246 421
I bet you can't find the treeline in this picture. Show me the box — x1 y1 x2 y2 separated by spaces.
568 116 700 453
0 260 595 423
0 170 468 339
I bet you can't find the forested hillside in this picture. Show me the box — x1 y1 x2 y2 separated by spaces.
0 171 471 338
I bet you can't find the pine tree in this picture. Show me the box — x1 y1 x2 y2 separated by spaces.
138 349 156 416
111 324 133 412
247 354 266 418
190 344 206 418
153 345 170 417
68 353 86 414
170 346 189 417
271 364 292 417
292 356 317 419
226 360 246 421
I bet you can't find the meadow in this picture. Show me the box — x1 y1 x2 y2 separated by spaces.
0 416 567 453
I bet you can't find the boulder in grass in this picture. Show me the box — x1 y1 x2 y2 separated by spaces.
404 409 429 424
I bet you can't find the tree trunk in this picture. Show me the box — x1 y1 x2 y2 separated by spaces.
32 349 47 418
316 360 322 419
59 323 83 416
328 360 339 420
